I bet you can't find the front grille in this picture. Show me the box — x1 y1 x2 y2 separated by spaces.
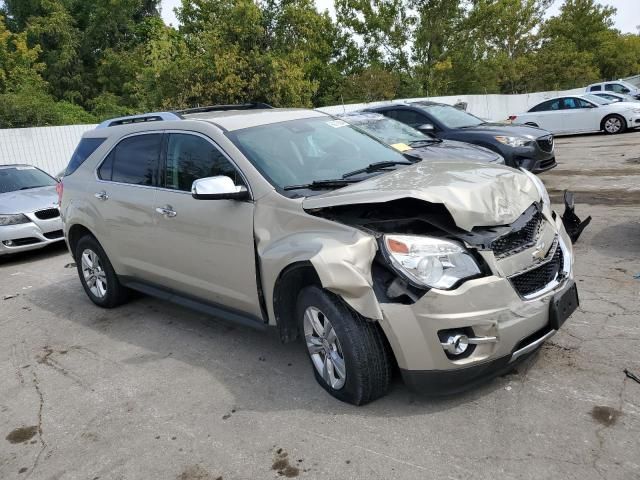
43 230 64 239
491 210 543 258
510 242 564 297
34 208 60 220
537 135 554 153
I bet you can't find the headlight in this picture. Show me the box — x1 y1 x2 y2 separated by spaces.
383 235 481 289
521 168 550 206
494 136 529 147
0 214 30 226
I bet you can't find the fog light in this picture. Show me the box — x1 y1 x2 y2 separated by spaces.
441 332 469 355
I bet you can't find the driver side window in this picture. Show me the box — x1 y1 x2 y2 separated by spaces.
164 133 244 192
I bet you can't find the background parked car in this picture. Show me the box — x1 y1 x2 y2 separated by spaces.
512 94 640 135
366 101 556 173
586 80 640 99
337 112 504 164
0 164 63 255
591 92 640 104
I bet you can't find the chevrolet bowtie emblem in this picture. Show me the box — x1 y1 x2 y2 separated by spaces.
532 241 546 260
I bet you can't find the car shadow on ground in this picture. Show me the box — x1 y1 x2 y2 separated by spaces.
23 272 525 417
0 242 68 267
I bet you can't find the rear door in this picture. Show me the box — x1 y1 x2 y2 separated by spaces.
94 132 162 282
525 99 564 132
152 131 261 316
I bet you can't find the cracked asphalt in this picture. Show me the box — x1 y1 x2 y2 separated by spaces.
1 133 640 480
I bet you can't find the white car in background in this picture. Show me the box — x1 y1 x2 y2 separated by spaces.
591 92 640 104
511 94 640 135
586 80 640 99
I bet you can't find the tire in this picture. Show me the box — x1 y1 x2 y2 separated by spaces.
296 286 393 405
75 235 129 308
602 114 626 134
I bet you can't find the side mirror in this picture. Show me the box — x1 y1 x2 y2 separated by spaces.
192 176 249 200
417 123 435 132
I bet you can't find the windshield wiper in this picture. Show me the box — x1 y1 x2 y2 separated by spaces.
408 138 442 147
342 160 414 179
283 179 357 191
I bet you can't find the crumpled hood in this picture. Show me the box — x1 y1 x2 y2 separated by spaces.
410 139 501 163
303 161 540 231
0 186 58 214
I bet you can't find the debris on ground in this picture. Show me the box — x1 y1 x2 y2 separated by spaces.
3 294 19 300
561 190 591 243
624 369 640 384
64 263 76 268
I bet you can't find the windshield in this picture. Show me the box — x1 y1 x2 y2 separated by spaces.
0 166 56 194
583 94 611 105
418 104 485 129
344 116 429 145
227 117 409 192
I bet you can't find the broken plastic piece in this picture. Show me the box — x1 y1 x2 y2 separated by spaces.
561 190 591 243
624 369 640 384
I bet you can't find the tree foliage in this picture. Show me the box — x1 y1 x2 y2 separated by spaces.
0 0 638 127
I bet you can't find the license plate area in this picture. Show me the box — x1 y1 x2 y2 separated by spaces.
549 281 579 330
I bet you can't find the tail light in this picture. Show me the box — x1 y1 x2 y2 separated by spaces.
508 115 517 122
56 179 63 206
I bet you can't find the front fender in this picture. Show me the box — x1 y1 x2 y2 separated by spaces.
255 193 382 324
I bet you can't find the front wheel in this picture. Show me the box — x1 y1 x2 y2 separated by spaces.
296 286 393 405
602 114 626 134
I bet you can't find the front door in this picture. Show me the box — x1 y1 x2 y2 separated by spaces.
152 132 261 316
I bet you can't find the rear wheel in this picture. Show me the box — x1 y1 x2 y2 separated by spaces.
75 235 129 308
296 286 392 405
602 114 626 134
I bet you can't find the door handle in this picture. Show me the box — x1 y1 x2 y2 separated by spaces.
94 191 109 201
155 205 177 217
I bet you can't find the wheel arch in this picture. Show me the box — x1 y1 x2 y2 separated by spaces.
600 113 627 133
272 261 322 343
67 223 98 258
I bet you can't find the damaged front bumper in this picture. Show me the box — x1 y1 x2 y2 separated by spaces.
376 219 577 395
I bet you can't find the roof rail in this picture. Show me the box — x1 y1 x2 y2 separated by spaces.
175 103 274 115
96 112 182 129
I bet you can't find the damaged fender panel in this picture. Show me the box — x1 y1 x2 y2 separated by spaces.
255 191 382 324
303 161 541 231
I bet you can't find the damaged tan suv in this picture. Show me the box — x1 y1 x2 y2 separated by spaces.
60 104 579 405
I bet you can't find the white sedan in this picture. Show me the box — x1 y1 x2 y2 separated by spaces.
511 94 640 135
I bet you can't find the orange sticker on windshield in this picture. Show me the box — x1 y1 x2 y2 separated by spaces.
390 143 411 152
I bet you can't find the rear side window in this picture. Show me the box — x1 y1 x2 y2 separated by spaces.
589 85 602 92
529 99 560 112
98 134 161 186
385 109 427 128
164 133 243 191
65 138 106 176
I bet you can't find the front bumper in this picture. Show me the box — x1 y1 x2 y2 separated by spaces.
0 214 64 255
510 139 556 173
377 215 575 395
626 112 640 129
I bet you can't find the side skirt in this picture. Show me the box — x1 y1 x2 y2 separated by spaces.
120 277 267 332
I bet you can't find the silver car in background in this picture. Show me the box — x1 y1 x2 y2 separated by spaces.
0 164 64 255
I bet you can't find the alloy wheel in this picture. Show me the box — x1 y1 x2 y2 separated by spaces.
303 306 347 390
605 117 622 133
81 248 108 298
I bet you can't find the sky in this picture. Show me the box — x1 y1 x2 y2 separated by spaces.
160 0 639 34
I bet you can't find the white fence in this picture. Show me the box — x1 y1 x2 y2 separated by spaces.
0 124 96 175
0 86 585 175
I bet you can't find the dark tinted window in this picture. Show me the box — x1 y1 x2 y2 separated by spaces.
562 98 578 109
530 99 561 112
106 134 161 185
385 109 428 128
65 138 106 176
165 134 243 192
589 85 602 91
98 151 114 181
